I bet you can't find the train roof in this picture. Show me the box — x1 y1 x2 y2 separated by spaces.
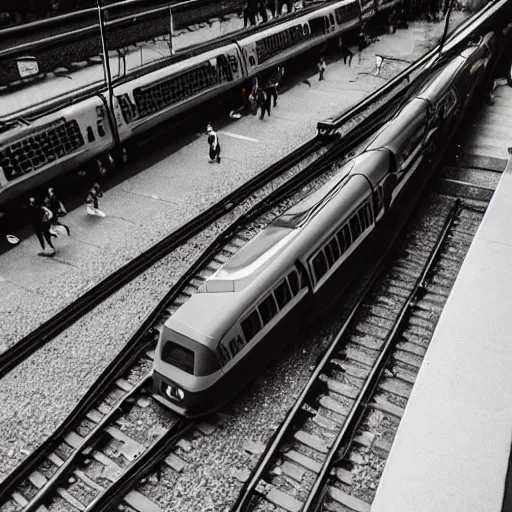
204 152 383 293
365 99 429 153
205 226 298 292
164 293 240 350
164 156 382 348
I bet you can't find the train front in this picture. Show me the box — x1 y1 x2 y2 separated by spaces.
152 295 227 418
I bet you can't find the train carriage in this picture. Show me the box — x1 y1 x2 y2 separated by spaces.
238 0 361 76
152 30 500 418
114 44 245 141
0 95 114 208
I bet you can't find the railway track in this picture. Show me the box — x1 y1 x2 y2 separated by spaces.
230 191 488 512
0 89 405 511
0 50 414 382
0 0 243 87
0 137 325 378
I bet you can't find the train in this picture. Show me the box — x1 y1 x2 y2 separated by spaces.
0 0 400 210
151 29 500 417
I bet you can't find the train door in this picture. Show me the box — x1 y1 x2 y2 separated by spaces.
372 173 396 222
241 42 259 75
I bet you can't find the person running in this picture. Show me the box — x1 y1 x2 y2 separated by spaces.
86 183 105 216
29 197 56 256
45 186 70 236
207 124 221 163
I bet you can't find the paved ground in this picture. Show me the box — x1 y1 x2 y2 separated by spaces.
0 13 467 352
3 12 244 116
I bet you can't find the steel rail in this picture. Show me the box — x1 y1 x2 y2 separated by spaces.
87 418 194 511
0 137 323 381
304 198 462 512
0 0 185 40
0 30 426 382
229 190 461 512
0 77 407 507
0 0 317 121
317 0 512 136
22 375 154 512
0 0 240 58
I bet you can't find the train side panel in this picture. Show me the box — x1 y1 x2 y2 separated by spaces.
0 95 114 207
240 0 361 76
113 44 245 141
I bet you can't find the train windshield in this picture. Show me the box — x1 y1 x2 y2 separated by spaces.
162 342 194 374
160 332 221 376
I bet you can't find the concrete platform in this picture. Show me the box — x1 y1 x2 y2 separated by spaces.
371 85 512 512
0 16 464 351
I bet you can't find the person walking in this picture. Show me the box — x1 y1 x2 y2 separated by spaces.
207 124 221 163
29 197 56 256
339 37 354 66
257 88 271 120
318 57 327 81
86 183 105 217
266 66 284 107
45 186 70 236
357 25 367 64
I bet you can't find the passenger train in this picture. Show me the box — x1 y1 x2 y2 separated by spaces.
0 0 400 210
151 30 500 417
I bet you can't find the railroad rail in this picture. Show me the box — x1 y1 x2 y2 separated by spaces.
229 193 487 512
0 137 324 379
0 41 424 382
0 73 409 508
0 0 243 87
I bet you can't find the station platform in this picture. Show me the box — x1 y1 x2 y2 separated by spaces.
0 15 462 352
371 84 512 512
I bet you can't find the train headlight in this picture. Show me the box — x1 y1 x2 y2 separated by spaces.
164 383 185 402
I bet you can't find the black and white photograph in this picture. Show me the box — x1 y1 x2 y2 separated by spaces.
1 0 512 510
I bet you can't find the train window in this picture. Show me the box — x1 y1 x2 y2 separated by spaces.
288 270 300 295
274 279 292 309
241 311 262 342
312 250 328 281
258 294 278 325
358 203 372 231
444 90 457 117
132 57 234 120
0 118 85 181
329 14 335 26
349 215 362 240
228 336 246 357
162 342 194 374
374 186 384 213
303 24 310 35
216 344 231 366
325 238 340 267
